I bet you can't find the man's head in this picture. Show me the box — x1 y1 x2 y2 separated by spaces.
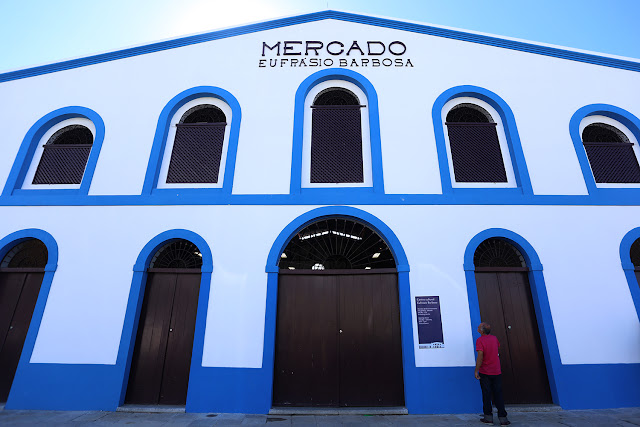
478 322 491 335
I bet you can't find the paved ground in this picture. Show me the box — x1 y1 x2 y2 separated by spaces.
1 407 640 426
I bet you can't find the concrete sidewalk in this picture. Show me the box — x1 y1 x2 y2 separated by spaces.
1 407 640 426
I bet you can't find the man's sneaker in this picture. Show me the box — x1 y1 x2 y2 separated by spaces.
480 414 493 423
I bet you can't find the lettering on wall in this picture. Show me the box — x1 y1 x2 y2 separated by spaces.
258 40 414 68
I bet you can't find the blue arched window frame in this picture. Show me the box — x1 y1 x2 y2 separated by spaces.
570 104 640 197
2 107 106 197
432 86 532 196
290 69 385 195
619 227 640 321
142 86 242 196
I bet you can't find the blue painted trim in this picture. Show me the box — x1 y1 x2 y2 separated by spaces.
432 85 533 195
8 192 640 206
1 229 59 409
262 207 419 411
290 69 384 194
142 86 241 196
117 229 214 409
557 363 640 409
619 228 640 322
7 364 122 411
570 104 640 195
1 11 638 84
2 107 106 197
462 228 563 406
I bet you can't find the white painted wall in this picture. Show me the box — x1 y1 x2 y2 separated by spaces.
0 19 639 369
0 204 636 367
0 19 638 195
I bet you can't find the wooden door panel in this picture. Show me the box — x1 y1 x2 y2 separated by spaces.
338 273 404 406
0 272 43 402
125 273 177 404
0 273 27 355
273 274 339 406
475 271 517 401
498 272 551 404
159 273 200 405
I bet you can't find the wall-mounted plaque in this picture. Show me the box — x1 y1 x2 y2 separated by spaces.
416 296 444 349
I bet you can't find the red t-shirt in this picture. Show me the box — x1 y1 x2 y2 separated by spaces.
476 334 501 375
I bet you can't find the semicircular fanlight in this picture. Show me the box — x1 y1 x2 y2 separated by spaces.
630 239 640 267
446 104 493 123
582 123 628 143
474 238 526 268
1 239 48 269
313 88 360 106
48 125 94 145
149 239 203 269
179 105 226 124
278 218 395 270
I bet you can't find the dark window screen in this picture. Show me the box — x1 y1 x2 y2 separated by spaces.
446 123 508 183
582 123 640 183
167 104 227 184
167 123 226 183
32 125 93 185
310 88 364 184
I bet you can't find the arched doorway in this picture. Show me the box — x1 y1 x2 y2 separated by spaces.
273 217 404 407
0 239 47 402
125 239 202 405
473 238 552 404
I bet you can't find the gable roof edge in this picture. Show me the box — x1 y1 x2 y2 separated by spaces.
1 10 639 83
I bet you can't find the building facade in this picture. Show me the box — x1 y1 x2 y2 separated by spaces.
0 11 639 414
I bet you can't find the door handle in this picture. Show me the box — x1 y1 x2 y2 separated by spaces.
339 329 343 333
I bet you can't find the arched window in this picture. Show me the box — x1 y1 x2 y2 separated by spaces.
0 239 48 268
23 119 95 187
301 80 372 188
157 97 231 188
444 101 514 185
279 217 395 270
474 237 526 268
581 120 640 184
148 239 203 269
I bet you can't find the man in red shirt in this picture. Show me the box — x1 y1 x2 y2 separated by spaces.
475 322 510 425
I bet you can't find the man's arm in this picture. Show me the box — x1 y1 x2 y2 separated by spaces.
475 350 483 380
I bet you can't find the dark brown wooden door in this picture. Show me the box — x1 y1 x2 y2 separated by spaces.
0 269 44 402
475 271 552 404
126 271 200 405
273 272 404 407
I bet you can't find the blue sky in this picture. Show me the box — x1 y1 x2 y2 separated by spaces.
1 0 639 72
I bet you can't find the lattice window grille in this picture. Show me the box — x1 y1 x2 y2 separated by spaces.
474 238 527 268
310 89 364 184
582 123 640 184
630 239 640 267
1 239 48 268
32 125 93 185
278 218 395 270
149 240 203 269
